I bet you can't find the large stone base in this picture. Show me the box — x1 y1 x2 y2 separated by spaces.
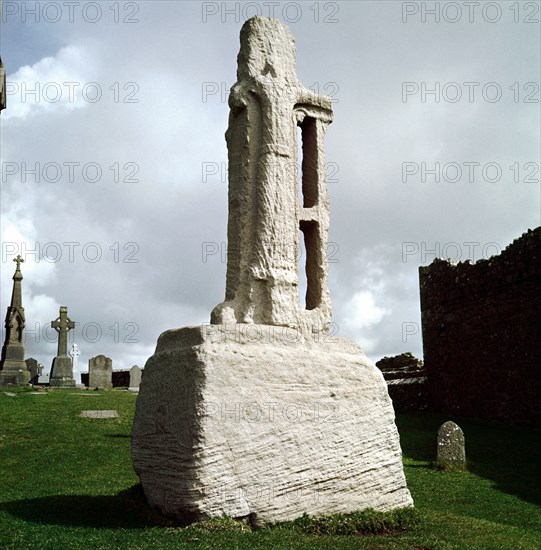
50 356 76 387
0 366 31 387
0 343 31 386
132 324 413 526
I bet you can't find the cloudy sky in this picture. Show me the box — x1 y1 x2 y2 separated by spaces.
1 1 539 377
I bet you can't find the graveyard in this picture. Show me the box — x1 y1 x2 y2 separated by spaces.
1 7 540 549
1 387 540 548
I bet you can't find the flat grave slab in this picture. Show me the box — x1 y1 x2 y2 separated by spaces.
80 410 119 418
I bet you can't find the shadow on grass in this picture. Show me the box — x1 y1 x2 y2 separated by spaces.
396 412 541 506
0 485 173 529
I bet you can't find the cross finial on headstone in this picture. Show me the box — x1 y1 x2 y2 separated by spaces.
13 255 24 269
51 306 76 357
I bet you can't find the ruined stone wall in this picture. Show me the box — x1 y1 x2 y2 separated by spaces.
419 227 541 424
376 353 429 412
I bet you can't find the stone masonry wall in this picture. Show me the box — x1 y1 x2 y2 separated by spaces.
376 353 429 412
419 227 541 424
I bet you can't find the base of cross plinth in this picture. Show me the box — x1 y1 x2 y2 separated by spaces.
0 343 31 386
0 365 31 387
132 324 413 526
49 356 76 388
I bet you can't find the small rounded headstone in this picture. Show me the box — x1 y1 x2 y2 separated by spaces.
437 421 466 467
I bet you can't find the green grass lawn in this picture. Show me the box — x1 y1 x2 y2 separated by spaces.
0 388 539 549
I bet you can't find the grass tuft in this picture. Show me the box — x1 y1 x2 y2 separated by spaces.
188 516 253 532
432 460 469 472
277 507 420 536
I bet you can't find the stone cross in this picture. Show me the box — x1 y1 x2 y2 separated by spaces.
14 255 24 269
437 421 466 467
210 16 333 335
69 343 81 370
51 306 75 357
131 17 414 525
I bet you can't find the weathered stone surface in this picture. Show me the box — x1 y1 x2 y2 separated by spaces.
50 357 75 387
0 256 30 386
376 353 428 412
129 365 142 389
420 227 541 424
376 352 425 380
88 355 113 390
49 306 76 388
437 421 466 466
211 16 333 336
132 15 412 526
83 369 134 388
132 325 413 526
25 358 43 384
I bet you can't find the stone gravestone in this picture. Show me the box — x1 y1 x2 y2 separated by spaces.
80 410 119 418
129 365 142 390
0 256 31 386
88 355 113 390
132 16 413 527
25 358 43 384
49 306 76 387
437 421 466 467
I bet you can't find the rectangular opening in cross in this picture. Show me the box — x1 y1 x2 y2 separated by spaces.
297 117 318 208
299 220 321 310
